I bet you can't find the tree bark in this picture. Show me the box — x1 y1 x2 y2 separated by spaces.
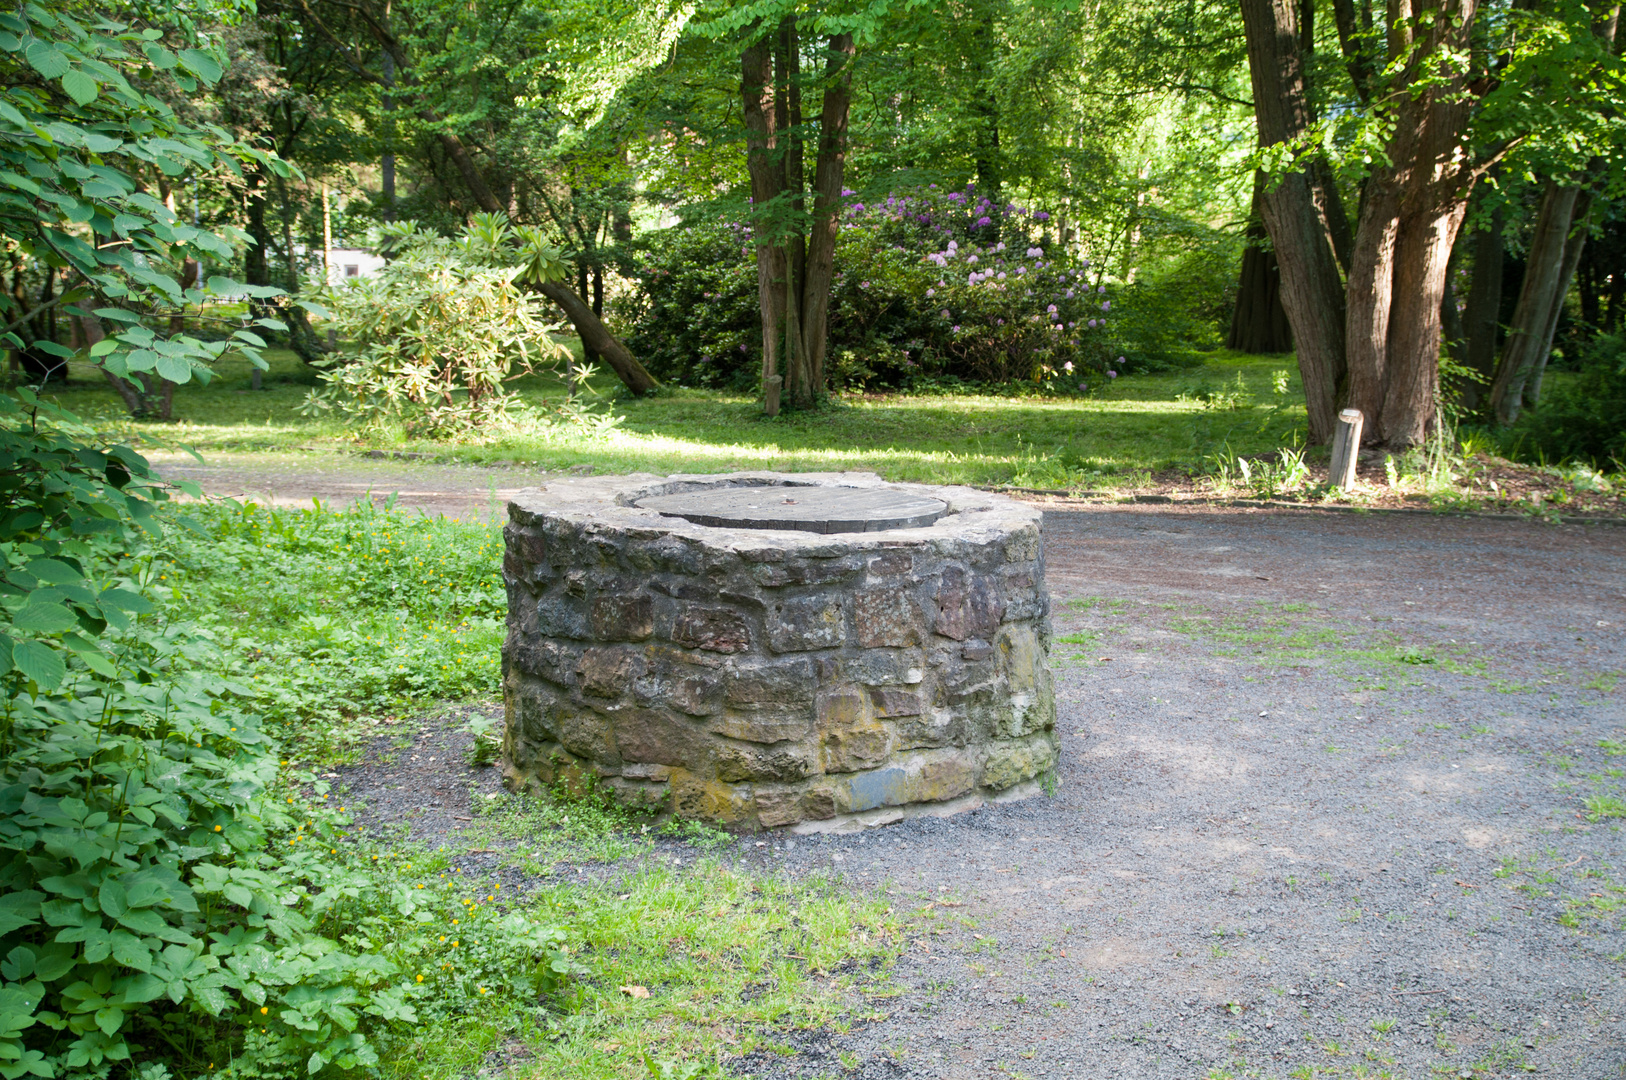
535 280 656 396
1489 181 1582 423
1459 204 1504 411
1227 179 1293 353
801 32 855 400
741 34 788 405
1523 191 1592 408
1240 0 1348 443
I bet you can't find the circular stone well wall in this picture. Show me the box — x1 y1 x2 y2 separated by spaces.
500 471 1056 832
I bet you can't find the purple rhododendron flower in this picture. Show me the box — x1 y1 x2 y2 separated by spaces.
1065 289 1075 298
998 271 1007 280
1101 300 1111 311
1088 319 1097 328
842 188 855 196
975 216 992 227
926 288 935 297
1035 211 1051 221
1026 246 1044 258
941 309 951 319
1046 304 1058 313
967 254 978 264
1107 370 1118 378
1117 356 1126 364
1098 285 1107 294
952 325 961 332
852 203 865 212
1079 382 1088 391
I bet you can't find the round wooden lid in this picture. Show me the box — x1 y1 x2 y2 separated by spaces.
635 485 947 534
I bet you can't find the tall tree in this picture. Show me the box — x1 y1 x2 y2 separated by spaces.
1241 0 1624 446
739 19 854 410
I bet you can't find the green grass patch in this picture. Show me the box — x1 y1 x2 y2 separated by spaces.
44 348 1307 487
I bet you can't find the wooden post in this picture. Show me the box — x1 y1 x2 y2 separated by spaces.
321 182 332 287
1328 408 1363 489
763 375 782 417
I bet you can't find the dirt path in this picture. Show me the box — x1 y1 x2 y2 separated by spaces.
191 458 1626 1077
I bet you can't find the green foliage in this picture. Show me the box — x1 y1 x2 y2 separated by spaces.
0 395 581 1078
0 3 287 406
620 187 1128 393
1501 332 1626 466
305 220 569 438
151 498 507 760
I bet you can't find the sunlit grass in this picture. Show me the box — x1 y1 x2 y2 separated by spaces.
42 347 1308 487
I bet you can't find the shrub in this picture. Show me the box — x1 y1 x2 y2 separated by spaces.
1503 332 1626 465
616 185 1130 394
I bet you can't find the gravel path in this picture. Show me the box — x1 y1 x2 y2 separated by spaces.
236 454 1625 1079
734 508 1626 1079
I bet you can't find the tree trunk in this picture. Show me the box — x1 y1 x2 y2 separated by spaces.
1459 205 1504 411
1523 191 1592 408
1227 181 1293 353
535 280 656 395
1489 182 1582 423
741 34 788 406
800 32 855 400
1240 0 1348 443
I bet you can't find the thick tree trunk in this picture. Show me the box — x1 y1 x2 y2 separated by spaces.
1240 0 1348 443
741 35 788 405
1378 204 1470 445
1489 182 1582 423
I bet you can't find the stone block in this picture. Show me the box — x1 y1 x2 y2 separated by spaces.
842 649 925 687
577 647 646 698
714 740 815 783
767 595 847 652
670 770 755 827
935 566 1005 642
867 550 914 577
868 688 924 717
605 776 669 812
589 592 654 641
981 734 1058 791
535 593 589 639
557 707 618 764
710 706 814 745
996 624 1045 693
854 586 921 648
725 657 818 705
671 606 752 653
836 749 977 812
815 685 871 729
616 708 706 769
894 707 970 750
823 726 891 774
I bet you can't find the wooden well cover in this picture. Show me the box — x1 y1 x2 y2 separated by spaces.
635 485 948 534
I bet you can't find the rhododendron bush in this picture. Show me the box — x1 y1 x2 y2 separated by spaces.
618 185 1128 394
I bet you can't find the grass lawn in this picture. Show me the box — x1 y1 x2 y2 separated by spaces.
41 346 1307 487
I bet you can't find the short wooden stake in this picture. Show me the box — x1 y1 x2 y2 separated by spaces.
763 374 782 417
1329 408 1363 489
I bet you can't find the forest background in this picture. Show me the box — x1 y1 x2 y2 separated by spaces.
7 0 1624 472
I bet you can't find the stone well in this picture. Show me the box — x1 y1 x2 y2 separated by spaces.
500 471 1057 831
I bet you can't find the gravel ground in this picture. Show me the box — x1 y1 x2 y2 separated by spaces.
329 503 1626 1080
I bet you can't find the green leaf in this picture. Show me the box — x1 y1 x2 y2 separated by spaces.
12 601 78 634
97 881 127 919
61 69 97 105
12 640 65 689
25 41 69 79
177 49 222 84
0 891 43 936
26 558 83 585
153 354 191 384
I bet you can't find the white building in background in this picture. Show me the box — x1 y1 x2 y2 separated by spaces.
326 247 386 284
